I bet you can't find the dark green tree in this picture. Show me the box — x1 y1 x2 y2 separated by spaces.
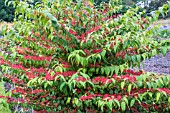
0 0 15 22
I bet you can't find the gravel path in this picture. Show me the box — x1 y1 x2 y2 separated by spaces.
141 51 170 75
140 24 170 75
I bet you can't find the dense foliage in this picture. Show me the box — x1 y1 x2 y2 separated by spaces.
0 0 15 22
0 0 170 112
158 29 170 38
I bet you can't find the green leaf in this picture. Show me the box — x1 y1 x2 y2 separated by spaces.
80 72 89 79
121 81 125 90
107 101 113 111
121 101 126 111
60 82 66 91
66 97 71 104
146 82 151 89
161 47 167 56
142 53 147 61
131 56 136 63
130 99 135 107
114 66 119 75
138 94 143 101
123 97 128 105
152 82 157 89
152 49 157 56
44 82 48 89
105 66 111 75
119 65 124 73
156 92 160 102
148 92 153 98
128 84 132 93
76 54 80 63
136 55 141 62
73 98 79 106
97 100 104 108
114 99 120 108
100 50 106 59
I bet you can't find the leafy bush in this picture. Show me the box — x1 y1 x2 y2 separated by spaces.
158 29 170 38
0 0 170 112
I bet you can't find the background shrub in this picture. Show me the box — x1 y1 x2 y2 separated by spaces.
0 0 15 22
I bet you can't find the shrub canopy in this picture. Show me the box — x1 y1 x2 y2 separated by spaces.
0 0 170 112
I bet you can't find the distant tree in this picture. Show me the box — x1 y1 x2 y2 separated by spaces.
0 0 15 22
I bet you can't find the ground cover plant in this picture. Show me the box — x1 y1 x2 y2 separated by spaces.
0 81 11 113
158 28 170 38
0 0 170 112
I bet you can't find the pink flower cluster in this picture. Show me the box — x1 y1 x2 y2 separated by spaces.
29 89 43 94
0 59 5 65
6 97 25 103
92 77 112 84
24 55 52 61
112 74 137 82
157 88 170 94
124 69 142 75
69 29 78 35
128 88 154 96
26 72 39 79
12 86 26 95
16 46 36 55
115 51 126 59
61 71 77 77
92 49 102 53
25 67 46 79
62 62 71 68
90 62 103 68
74 76 87 82
103 94 122 101
77 26 101 40
45 71 77 80
0 56 11 65
3 74 25 84
27 36 54 51
11 64 25 70
80 93 122 101
80 93 102 101
102 14 121 21
30 67 46 74
71 19 76 26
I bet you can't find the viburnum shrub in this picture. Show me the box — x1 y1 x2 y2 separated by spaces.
0 0 170 112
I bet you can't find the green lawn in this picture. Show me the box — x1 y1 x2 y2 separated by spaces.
0 81 11 113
